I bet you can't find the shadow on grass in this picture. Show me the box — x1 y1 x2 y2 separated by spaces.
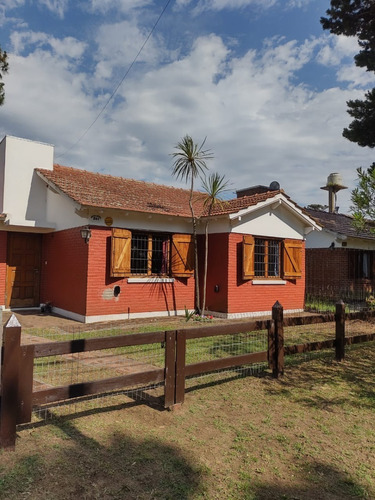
240 460 369 499
264 343 375 411
1 416 204 500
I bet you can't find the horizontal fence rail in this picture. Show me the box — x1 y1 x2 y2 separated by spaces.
1 302 375 450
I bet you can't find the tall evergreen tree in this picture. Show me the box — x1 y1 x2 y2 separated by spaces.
0 46 9 106
321 1 375 223
321 1 375 148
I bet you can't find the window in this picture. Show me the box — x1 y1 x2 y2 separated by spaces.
254 238 280 278
349 250 374 280
131 233 170 275
111 229 194 278
243 235 302 280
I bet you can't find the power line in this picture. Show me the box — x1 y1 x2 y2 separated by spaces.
57 0 173 160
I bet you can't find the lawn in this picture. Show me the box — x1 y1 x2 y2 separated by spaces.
1 340 374 499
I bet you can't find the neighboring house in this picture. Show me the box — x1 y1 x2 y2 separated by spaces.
0 135 320 322
305 208 375 298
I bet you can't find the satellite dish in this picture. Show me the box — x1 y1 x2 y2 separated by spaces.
269 181 280 191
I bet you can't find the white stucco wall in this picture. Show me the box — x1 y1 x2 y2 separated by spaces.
0 136 54 228
201 198 318 240
44 185 196 234
306 227 375 250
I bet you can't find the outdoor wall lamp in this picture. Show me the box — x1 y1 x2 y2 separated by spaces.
80 227 91 244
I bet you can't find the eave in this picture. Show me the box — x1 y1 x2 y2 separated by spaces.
228 193 321 233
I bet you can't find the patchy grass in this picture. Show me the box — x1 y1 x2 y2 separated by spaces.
1 342 375 499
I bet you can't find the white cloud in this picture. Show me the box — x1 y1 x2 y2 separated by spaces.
316 34 359 67
0 0 25 27
1 25 373 213
10 31 86 59
175 0 276 12
92 20 165 85
37 0 69 18
88 0 151 14
1 0 24 8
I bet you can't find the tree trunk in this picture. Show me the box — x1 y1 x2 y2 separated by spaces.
189 177 200 314
202 220 209 315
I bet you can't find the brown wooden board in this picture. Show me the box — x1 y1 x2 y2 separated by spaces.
175 330 186 405
283 314 335 327
0 322 21 449
183 320 272 340
34 330 165 358
345 333 375 345
185 351 268 377
32 368 164 406
17 344 34 424
164 330 176 408
284 339 335 355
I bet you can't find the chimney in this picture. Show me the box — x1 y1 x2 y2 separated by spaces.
320 173 347 213
236 181 280 198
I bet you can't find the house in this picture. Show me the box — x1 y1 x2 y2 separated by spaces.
305 208 375 299
0 135 320 322
305 173 375 299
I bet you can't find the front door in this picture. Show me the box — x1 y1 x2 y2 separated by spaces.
6 233 42 308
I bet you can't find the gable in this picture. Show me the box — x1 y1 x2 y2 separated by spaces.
230 202 313 240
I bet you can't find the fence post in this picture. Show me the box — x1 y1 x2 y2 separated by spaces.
335 300 345 362
0 314 22 450
174 329 186 407
272 301 284 378
267 319 275 372
164 330 176 408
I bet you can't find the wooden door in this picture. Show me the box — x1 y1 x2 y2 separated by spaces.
6 233 42 308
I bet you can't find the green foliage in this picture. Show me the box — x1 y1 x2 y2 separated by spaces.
306 204 328 211
171 135 213 314
0 46 9 106
321 1 375 71
171 135 212 184
321 1 375 151
351 164 375 229
343 88 375 147
184 306 195 322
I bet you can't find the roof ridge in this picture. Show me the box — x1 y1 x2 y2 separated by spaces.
46 163 204 195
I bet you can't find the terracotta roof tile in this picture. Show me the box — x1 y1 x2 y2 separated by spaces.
36 164 284 218
37 165 206 217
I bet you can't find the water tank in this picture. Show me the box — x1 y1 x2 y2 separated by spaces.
326 173 344 187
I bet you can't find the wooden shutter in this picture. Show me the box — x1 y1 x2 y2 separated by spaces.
171 234 194 277
282 239 303 279
111 228 131 277
243 235 255 280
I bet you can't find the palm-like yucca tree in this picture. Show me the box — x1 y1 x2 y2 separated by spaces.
201 172 229 315
172 135 213 313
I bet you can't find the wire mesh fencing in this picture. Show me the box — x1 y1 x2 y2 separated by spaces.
184 328 270 390
25 324 167 422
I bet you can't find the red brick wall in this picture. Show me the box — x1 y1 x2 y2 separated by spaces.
0 231 7 306
41 228 88 315
305 248 370 296
226 233 306 314
85 227 195 317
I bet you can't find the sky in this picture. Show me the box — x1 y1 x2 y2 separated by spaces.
1 0 375 214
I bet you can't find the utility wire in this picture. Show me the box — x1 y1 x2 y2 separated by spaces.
57 0 173 160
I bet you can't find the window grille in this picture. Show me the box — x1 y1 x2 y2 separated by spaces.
254 238 280 278
131 233 170 275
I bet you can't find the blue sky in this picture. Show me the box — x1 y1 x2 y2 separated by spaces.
1 0 374 213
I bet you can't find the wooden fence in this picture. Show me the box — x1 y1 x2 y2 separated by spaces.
1 301 375 451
